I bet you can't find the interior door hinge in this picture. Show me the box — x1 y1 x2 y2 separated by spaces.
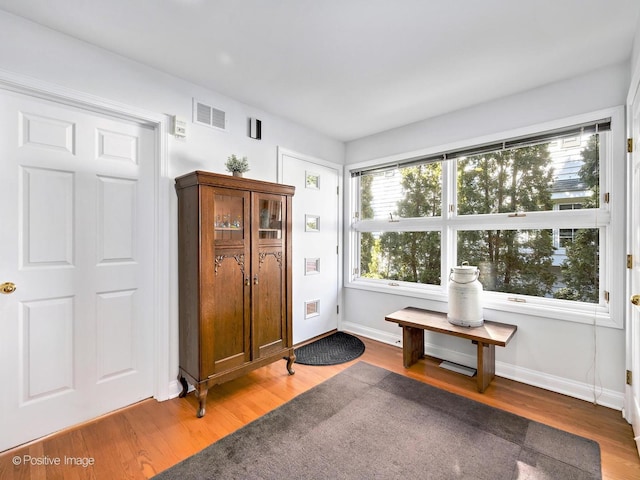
603 192 610 204
627 369 633 386
628 138 633 153
628 254 634 269
604 291 610 303
337 305 339 314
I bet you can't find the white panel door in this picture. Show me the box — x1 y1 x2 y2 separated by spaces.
281 151 340 344
0 91 154 451
628 85 640 456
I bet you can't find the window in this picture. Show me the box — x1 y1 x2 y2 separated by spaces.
348 111 624 327
556 204 583 247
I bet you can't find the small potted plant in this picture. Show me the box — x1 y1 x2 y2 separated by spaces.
225 154 249 177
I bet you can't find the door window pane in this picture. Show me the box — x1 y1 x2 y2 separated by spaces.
305 215 320 232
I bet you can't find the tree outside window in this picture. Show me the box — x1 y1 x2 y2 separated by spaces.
356 133 602 304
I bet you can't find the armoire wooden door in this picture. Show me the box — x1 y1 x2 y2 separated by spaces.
252 192 290 360
206 186 251 375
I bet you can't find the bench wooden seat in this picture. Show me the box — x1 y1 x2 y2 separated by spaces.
385 306 517 392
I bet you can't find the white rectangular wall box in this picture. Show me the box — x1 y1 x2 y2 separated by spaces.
172 115 187 138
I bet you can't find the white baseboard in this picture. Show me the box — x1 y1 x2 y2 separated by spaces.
496 359 623 410
341 320 624 410
167 379 185 400
343 321 402 348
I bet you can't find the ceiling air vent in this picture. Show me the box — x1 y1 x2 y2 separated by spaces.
193 99 226 131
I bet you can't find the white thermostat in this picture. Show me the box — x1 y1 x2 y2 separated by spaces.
172 115 187 138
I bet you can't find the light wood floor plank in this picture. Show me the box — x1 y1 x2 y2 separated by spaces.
0 336 638 479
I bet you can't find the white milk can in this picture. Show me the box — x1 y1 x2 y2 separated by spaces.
447 262 484 327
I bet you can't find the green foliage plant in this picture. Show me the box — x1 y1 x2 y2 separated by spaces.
225 154 249 173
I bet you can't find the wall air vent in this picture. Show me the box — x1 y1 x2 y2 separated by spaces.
193 99 226 131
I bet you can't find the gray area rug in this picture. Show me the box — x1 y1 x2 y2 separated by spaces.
294 331 365 365
154 362 601 479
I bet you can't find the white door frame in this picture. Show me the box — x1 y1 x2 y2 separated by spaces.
0 69 172 402
277 146 344 332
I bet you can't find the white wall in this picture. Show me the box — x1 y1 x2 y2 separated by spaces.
0 11 343 174
0 10 344 399
343 63 630 408
1 8 634 409
346 63 628 164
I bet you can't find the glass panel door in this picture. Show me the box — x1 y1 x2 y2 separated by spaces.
214 193 245 241
258 198 282 240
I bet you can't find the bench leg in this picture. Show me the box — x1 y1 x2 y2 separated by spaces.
476 342 495 392
402 326 424 368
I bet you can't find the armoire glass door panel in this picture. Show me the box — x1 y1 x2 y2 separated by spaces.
214 193 245 241
258 198 283 240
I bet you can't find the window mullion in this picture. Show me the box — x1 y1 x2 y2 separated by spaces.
450 209 608 230
442 159 456 286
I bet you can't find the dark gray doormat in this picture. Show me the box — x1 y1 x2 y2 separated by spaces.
294 331 365 365
153 362 601 479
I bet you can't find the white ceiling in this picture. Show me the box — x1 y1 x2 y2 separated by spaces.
1 0 639 141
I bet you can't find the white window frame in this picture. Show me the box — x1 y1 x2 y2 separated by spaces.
345 107 625 329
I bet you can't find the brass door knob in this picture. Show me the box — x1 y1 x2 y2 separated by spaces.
632 294 640 306
0 282 16 294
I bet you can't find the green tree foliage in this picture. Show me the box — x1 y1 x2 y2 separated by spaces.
359 174 375 276
396 163 442 217
377 231 441 283
359 140 598 302
457 145 556 296
553 135 599 303
360 164 442 283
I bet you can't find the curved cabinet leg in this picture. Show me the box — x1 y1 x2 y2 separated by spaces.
178 375 189 398
286 353 296 375
196 386 209 418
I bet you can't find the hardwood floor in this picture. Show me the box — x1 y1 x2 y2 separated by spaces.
1 336 639 479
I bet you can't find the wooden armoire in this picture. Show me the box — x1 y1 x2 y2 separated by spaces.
175 170 295 417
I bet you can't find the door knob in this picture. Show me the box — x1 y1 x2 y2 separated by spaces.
632 294 640 306
0 282 16 294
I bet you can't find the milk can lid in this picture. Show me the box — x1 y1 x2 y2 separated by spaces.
452 261 477 272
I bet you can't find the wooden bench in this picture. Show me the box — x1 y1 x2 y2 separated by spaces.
385 307 517 392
